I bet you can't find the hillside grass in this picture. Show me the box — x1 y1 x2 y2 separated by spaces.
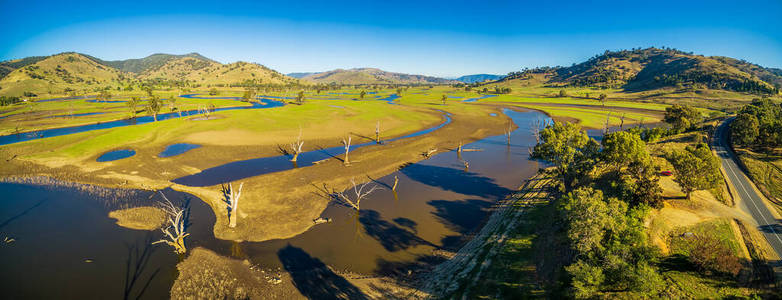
734 148 782 213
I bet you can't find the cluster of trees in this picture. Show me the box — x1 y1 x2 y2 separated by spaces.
0 96 21 106
731 98 782 150
532 123 665 297
532 117 726 297
664 104 701 133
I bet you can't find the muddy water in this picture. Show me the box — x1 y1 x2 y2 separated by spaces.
0 108 549 298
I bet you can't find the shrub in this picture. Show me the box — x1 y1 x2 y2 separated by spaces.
688 235 742 277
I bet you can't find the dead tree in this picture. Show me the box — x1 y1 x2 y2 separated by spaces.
392 175 399 191
375 121 381 143
153 192 189 254
604 112 612 135
289 129 304 162
221 182 244 228
531 118 542 144
619 113 626 131
505 122 512 145
342 136 352 165
423 148 437 159
462 160 470 172
333 178 381 211
457 141 463 154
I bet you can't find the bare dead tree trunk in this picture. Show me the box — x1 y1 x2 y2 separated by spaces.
375 121 380 143
604 112 612 135
505 122 512 145
221 182 244 228
619 113 626 131
289 128 304 162
531 118 542 144
457 141 463 154
152 192 189 254
342 136 352 165
333 178 381 211
392 175 398 191
462 160 469 172
424 148 437 159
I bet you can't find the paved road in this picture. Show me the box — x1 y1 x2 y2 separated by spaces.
713 118 782 258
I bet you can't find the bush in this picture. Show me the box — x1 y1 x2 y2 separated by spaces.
688 235 742 277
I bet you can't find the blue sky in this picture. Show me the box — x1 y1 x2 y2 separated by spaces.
1 0 781 77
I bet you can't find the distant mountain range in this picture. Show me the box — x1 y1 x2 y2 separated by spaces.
1 48 780 97
453 74 504 83
293 68 456 85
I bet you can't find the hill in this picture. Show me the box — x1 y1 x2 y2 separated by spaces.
0 52 126 96
138 58 296 86
0 52 298 96
502 48 781 94
0 56 49 79
455 74 504 83
95 53 217 74
300 68 455 84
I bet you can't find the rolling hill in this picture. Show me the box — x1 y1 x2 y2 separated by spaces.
95 53 217 74
299 68 455 84
502 48 781 94
0 52 126 96
0 52 298 96
138 58 296 85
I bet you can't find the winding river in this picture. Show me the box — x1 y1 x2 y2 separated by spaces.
0 106 551 298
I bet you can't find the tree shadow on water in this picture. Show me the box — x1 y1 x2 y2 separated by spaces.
123 233 162 300
278 245 368 300
359 210 435 252
428 199 493 250
400 164 511 199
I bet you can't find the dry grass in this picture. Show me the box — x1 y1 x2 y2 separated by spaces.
108 206 167 230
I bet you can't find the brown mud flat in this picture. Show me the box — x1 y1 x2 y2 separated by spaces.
0 103 511 242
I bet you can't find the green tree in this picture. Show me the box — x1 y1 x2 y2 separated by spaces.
126 97 140 118
730 113 759 146
441 94 447 105
532 122 600 191
664 104 701 133
601 131 648 167
208 88 218 96
559 89 568 97
360 90 366 100
667 143 721 199
146 95 163 121
296 91 305 105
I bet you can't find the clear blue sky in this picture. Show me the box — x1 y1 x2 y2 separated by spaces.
1 0 781 77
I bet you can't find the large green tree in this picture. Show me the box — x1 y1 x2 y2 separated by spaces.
532 122 600 191
601 131 648 167
667 143 721 199
730 113 759 146
664 104 701 133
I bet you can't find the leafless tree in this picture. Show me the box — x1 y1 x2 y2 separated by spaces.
375 121 381 143
462 160 470 172
221 182 244 228
289 128 304 162
604 112 612 135
423 148 437 159
333 178 381 211
392 175 399 191
153 192 189 254
505 122 512 145
531 118 543 144
457 141 463 154
619 113 626 130
342 136 352 165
